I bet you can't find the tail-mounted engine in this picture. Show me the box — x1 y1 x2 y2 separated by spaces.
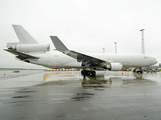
7 43 50 53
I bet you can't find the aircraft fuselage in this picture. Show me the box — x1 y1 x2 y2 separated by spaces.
28 52 157 69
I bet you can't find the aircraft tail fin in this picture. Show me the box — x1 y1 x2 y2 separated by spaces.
50 36 69 51
12 25 38 44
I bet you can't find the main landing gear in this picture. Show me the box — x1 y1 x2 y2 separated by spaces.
81 70 96 77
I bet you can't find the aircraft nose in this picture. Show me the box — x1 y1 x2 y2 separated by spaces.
154 58 158 64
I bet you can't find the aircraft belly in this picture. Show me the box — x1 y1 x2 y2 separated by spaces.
30 57 47 66
44 55 80 68
47 58 63 67
64 62 81 68
121 61 131 67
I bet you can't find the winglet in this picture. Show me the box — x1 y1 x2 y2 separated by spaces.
50 36 69 51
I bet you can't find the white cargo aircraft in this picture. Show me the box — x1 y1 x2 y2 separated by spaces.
4 25 157 76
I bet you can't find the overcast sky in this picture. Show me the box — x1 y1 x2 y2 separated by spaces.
0 0 161 69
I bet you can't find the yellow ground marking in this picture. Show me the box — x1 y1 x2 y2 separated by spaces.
43 73 72 80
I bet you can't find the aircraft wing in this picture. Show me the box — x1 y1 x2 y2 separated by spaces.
4 49 39 60
50 36 107 68
65 50 106 67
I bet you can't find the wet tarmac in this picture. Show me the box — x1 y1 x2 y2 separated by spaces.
0 70 161 120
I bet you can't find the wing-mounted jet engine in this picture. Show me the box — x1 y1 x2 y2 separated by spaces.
100 62 123 71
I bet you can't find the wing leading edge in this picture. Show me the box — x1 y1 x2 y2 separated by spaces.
50 36 107 69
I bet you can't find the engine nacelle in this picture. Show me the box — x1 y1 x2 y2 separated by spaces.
106 63 123 71
8 43 50 53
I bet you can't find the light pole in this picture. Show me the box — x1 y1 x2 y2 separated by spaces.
103 48 105 53
140 29 145 54
114 42 117 53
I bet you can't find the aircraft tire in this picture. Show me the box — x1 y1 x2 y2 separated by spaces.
81 70 96 77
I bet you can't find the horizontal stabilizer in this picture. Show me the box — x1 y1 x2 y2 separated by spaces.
12 25 38 44
50 36 69 51
4 49 39 60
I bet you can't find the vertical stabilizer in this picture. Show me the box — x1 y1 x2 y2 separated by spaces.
12 25 38 44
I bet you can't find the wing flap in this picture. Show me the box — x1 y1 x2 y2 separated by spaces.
68 50 104 63
67 50 106 67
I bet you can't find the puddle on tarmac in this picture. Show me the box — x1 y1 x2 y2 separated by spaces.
17 91 35 93
71 92 94 101
13 95 29 98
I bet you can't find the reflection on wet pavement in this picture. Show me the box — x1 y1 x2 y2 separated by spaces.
0 70 161 120
33 71 158 88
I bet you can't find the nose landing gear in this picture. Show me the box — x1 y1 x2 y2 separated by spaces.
133 67 143 74
132 67 143 79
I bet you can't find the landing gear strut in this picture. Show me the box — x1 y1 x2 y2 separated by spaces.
81 70 96 77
